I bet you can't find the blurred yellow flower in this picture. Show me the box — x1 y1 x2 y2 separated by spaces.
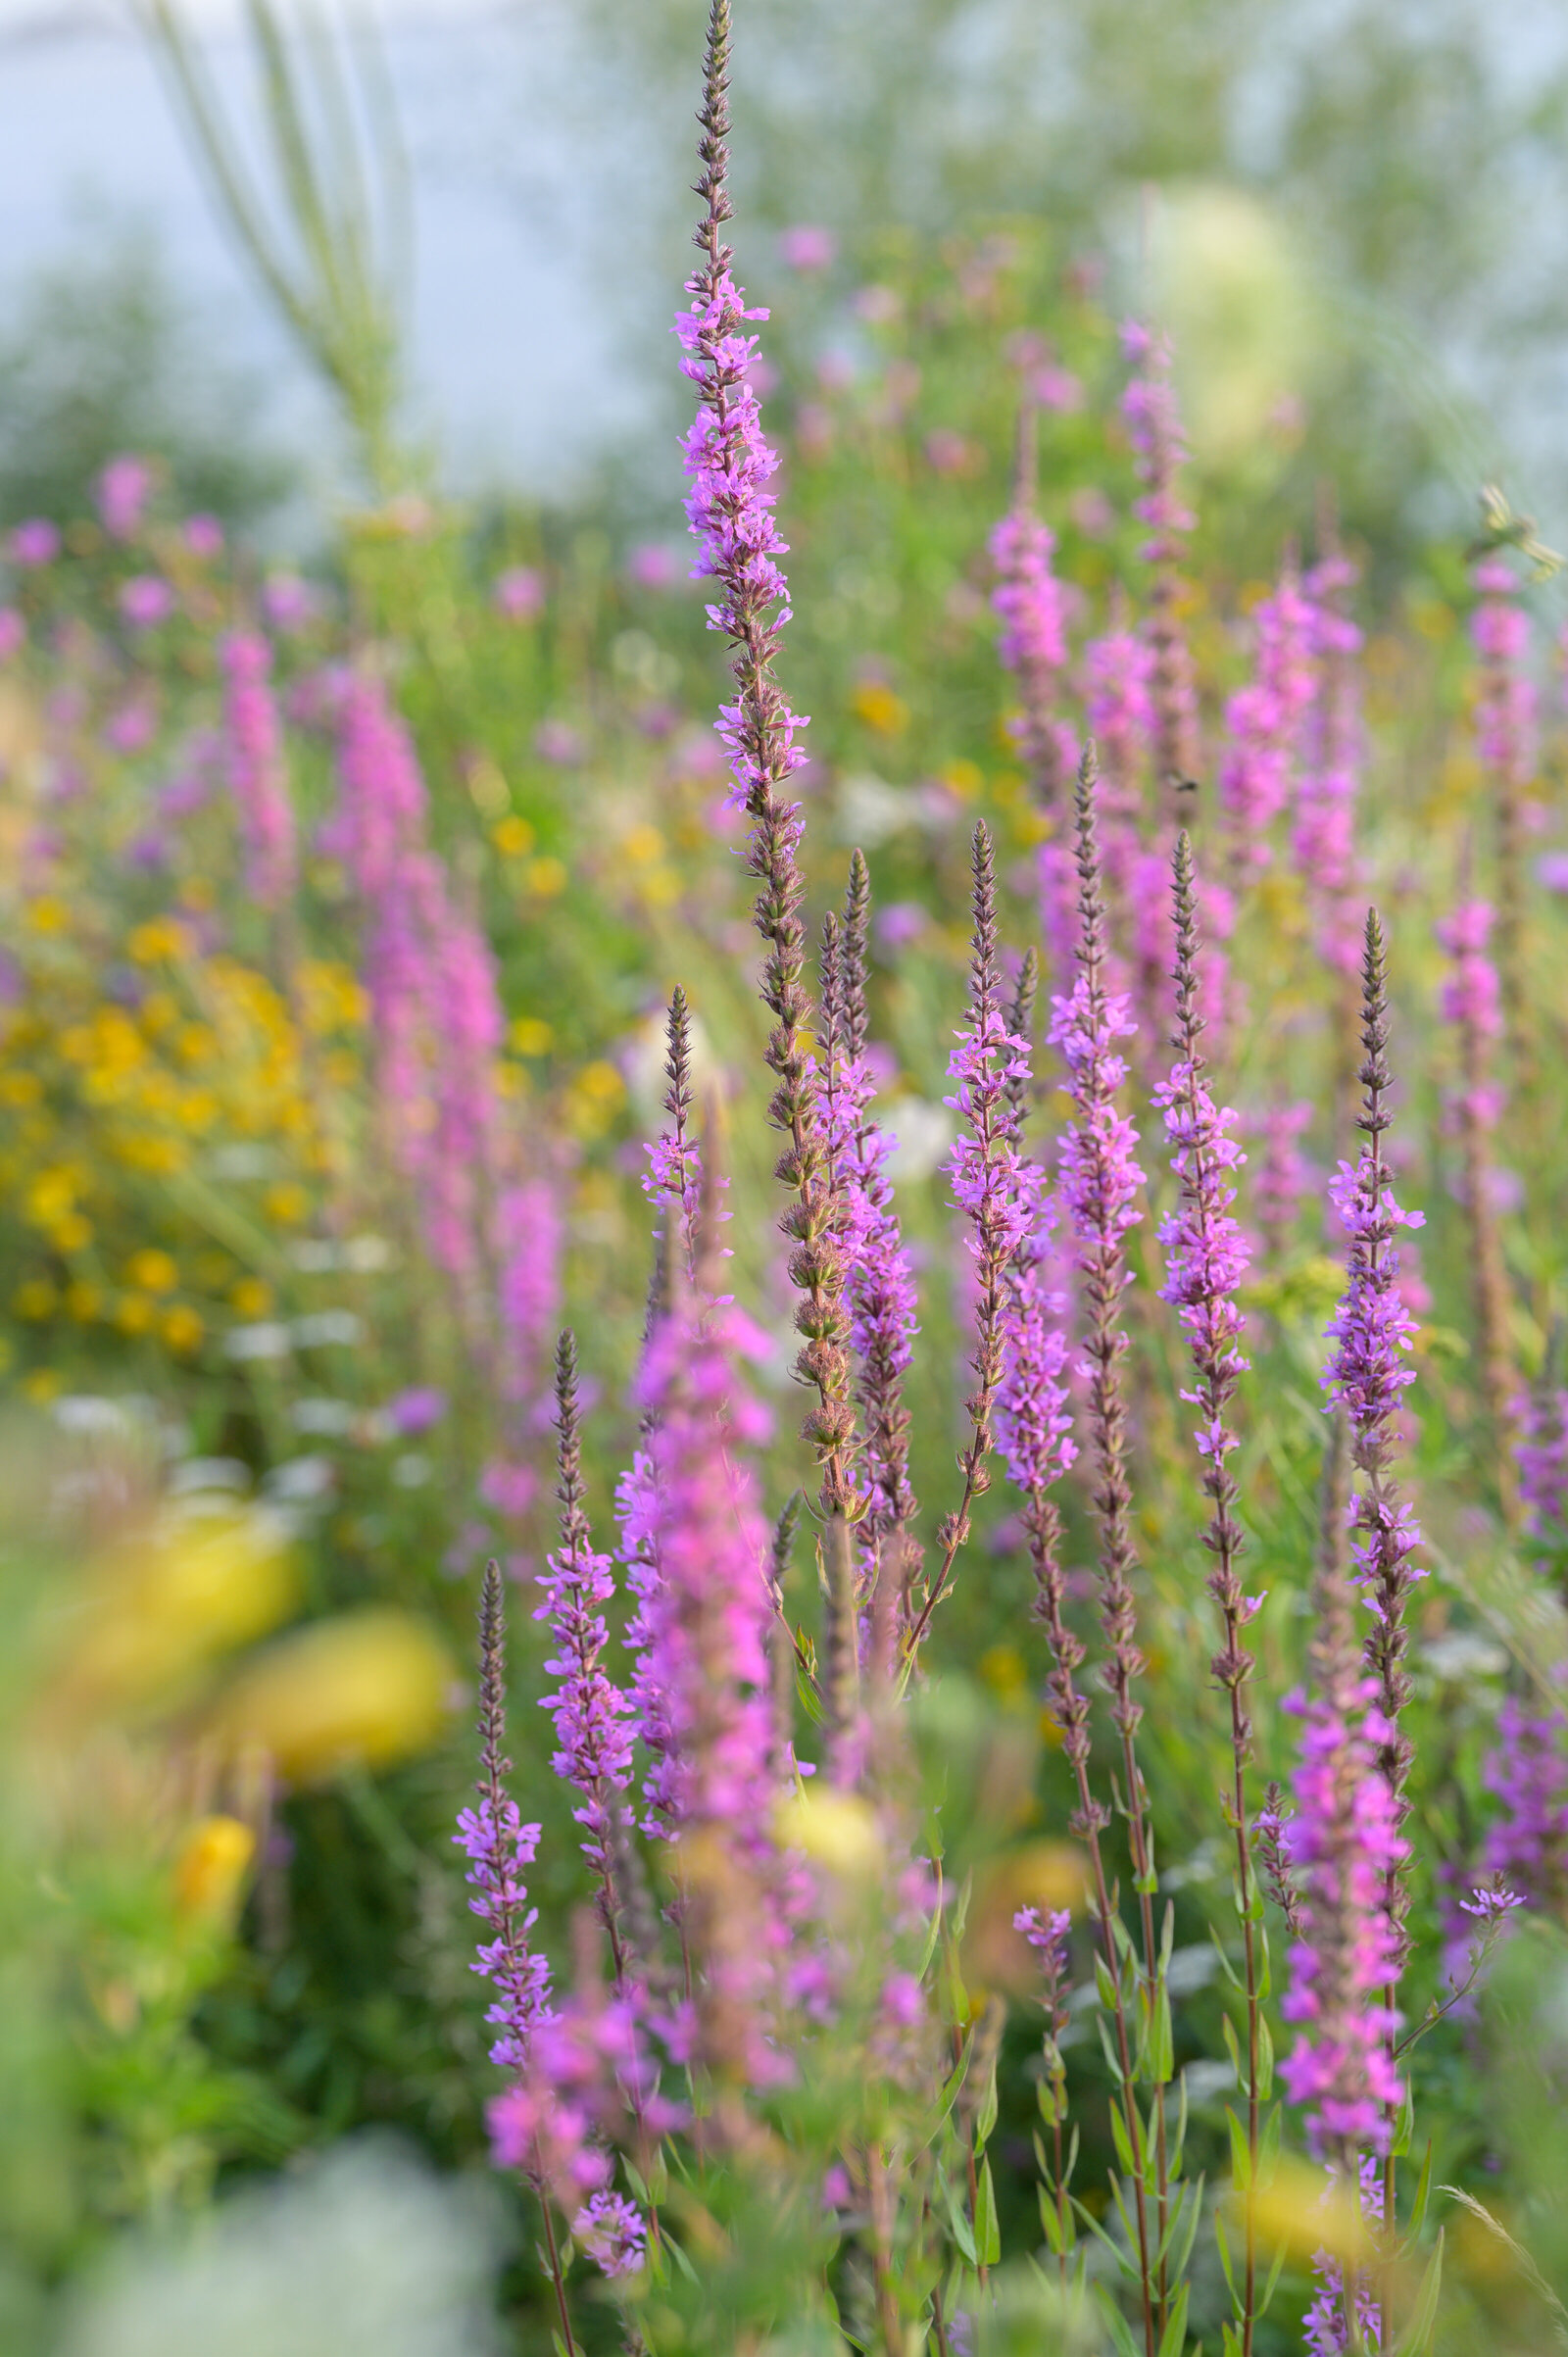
128 917 189 964
116 1293 156 1336
172 1814 256 1927
229 1276 274 1319
1247 2157 1369 2268
205 1610 455 1785
66 1280 103 1322
265 1182 310 1225
578 1061 625 1105
15 1278 57 1320
22 1367 60 1401
523 856 568 898
621 823 664 865
161 1303 204 1353
25 896 69 934
852 681 908 736
775 1790 883 1879
491 814 536 859
941 757 984 798
509 1016 554 1056
55 1504 299 1722
125 1249 178 1296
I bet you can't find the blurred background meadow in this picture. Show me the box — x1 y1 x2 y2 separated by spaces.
6 0 1568 2349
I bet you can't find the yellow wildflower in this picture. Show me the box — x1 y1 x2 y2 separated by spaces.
125 1249 178 1296
522 856 568 898
172 1815 256 1928
230 1277 273 1319
161 1304 204 1353
510 1016 554 1056
116 1293 157 1335
265 1181 310 1225
15 1279 57 1320
852 681 909 736
491 814 536 859
205 1610 455 1784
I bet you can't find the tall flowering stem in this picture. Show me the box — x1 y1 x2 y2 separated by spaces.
455 1563 577 2356
1295 554 1364 981
678 0 856 1523
1279 1496 1407 2184
1322 912 1425 2247
1436 896 1517 1521
997 1163 1159 2357
644 984 703 1288
905 823 1029 1668
220 630 295 908
821 854 920 1622
1218 566 1315 877
634 1219 786 2104
1471 557 1537 1063
1154 834 1265 2353
536 1331 636 1984
991 404 1072 810
1051 749 1175 2325
1121 323 1199 794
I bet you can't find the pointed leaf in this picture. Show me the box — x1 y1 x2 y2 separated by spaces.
975 2156 1002 2267
1391 2230 1444 2357
1157 2280 1191 2357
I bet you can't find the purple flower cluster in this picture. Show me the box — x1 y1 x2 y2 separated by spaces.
675 269 809 811
535 1343 636 1906
990 502 1074 799
1302 2157 1385 2355
1219 567 1316 871
1279 1668 1408 2155
1516 1386 1568 1547
1294 557 1364 976
1252 1099 1315 1262
1050 960 1144 1270
1153 1053 1250 1469
1120 319 1199 787
1323 1153 1425 1555
1436 899 1503 1123
220 631 296 908
995 1174 1076 1500
1472 557 1537 788
327 670 512 1287
1481 1693 1568 1912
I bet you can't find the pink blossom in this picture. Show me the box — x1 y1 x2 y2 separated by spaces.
493 566 544 619
96 454 153 540
779 223 837 271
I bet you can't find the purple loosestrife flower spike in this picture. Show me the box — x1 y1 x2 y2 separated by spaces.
1051 750 1173 2345
220 631 295 908
633 1215 789 2100
1120 321 1199 793
1050 751 1148 1748
678 0 856 1523
535 1331 636 1982
821 854 920 1603
1436 894 1517 1518
643 985 703 1287
1155 835 1256 1712
990 404 1073 809
1279 1499 1408 2167
1155 833 1266 2351
1322 910 1426 1971
1295 551 1364 978
906 823 1030 1663
1218 565 1315 876
455 1561 553 2079
1472 554 1537 1057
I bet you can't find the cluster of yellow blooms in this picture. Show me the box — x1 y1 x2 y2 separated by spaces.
0 895 367 1392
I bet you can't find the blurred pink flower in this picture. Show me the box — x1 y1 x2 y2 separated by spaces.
626 542 681 591
924 429 972 476
493 565 545 619
0 609 24 661
779 223 836 271
183 514 224 559
119 575 175 629
97 454 152 541
535 719 584 764
851 282 900 324
9 518 58 566
261 573 319 632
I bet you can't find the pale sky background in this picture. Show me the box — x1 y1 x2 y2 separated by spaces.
0 3 651 500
